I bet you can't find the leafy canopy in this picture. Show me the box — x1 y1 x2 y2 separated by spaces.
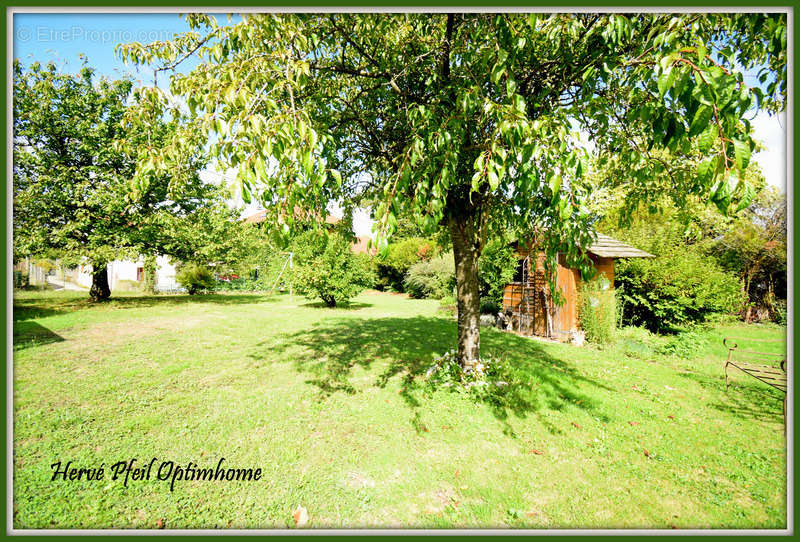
13 60 216 270
118 13 785 256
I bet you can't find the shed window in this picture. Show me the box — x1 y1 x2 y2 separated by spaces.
512 258 525 283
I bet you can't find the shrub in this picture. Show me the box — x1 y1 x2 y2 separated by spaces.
404 252 455 299
478 240 517 308
578 276 616 345
176 263 216 295
656 328 710 358
773 299 787 325
293 232 374 307
616 248 746 332
480 299 501 315
375 237 438 292
13 271 28 289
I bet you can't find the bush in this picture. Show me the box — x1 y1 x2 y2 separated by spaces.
616 248 746 332
404 252 455 299
293 232 375 307
375 237 438 292
13 271 28 289
773 299 787 325
578 276 616 345
478 240 517 308
480 299 501 315
656 328 710 358
176 263 216 295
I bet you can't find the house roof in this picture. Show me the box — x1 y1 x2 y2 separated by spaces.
586 234 655 259
243 209 341 225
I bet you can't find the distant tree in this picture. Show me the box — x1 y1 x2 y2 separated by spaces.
708 186 786 321
292 231 374 307
13 60 213 301
120 13 785 367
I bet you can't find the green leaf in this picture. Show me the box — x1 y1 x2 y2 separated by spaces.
732 138 751 170
657 68 675 99
734 181 755 213
488 170 499 190
696 157 715 186
549 175 562 197
688 105 713 138
330 169 342 187
697 125 716 153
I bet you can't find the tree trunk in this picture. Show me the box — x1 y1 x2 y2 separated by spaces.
449 217 482 370
89 262 111 301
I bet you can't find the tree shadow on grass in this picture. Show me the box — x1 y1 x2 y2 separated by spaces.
265 315 614 435
13 321 65 351
298 301 374 310
677 370 785 425
13 292 279 322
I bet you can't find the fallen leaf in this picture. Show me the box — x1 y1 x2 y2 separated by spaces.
571 422 581 429
529 449 544 455
293 506 308 528
628 421 640 426
643 449 651 458
156 519 164 529
632 385 641 391
667 415 675 420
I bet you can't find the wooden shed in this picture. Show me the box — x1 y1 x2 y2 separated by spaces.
501 234 654 340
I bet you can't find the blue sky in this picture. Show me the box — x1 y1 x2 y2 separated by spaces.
13 13 202 83
12 11 786 224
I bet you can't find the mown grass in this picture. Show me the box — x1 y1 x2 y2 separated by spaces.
12 289 787 529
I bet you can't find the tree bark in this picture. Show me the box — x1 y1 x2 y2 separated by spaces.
89 261 111 301
449 216 482 370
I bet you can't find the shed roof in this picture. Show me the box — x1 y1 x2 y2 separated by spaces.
586 234 655 259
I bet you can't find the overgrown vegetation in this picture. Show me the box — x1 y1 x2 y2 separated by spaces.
375 237 438 292
404 252 455 299
578 276 617 344
616 249 745 333
477 240 518 312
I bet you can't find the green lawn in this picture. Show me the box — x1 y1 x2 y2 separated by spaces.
13 289 787 529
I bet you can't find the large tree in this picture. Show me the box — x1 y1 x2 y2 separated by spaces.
118 12 786 367
13 60 214 301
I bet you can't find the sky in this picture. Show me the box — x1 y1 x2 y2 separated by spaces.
13 12 788 237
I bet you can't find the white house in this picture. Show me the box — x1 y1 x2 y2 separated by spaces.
70 255 179 292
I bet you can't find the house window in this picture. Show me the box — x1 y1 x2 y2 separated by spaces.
137 267 144 281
